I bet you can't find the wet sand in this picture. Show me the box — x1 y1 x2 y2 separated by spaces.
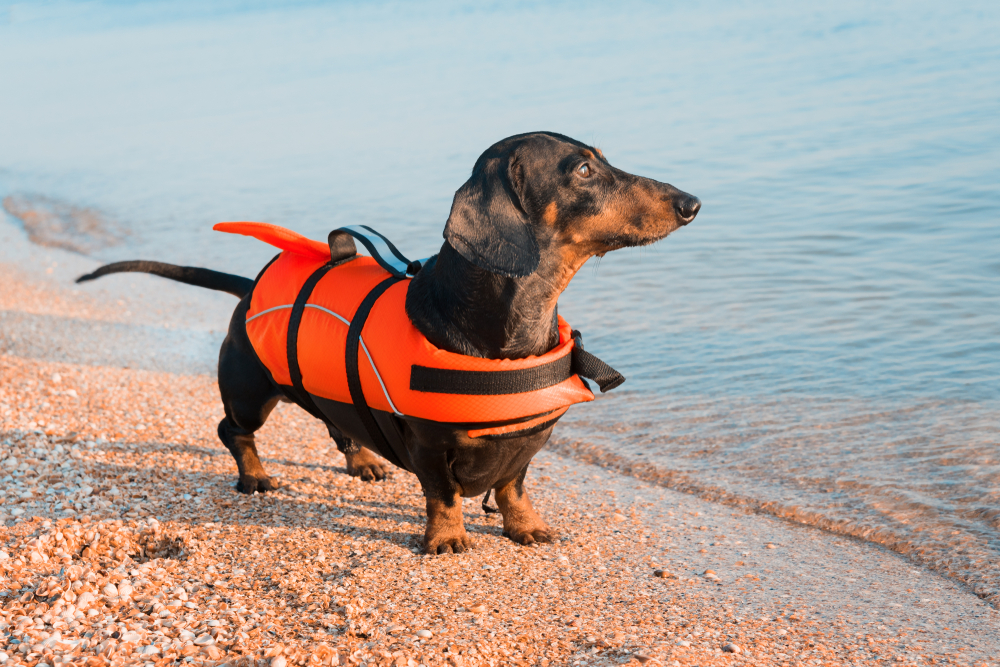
2 246 1000 665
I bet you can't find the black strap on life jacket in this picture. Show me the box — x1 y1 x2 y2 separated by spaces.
344 275 409 469
286 262 338 418
570 330 626 392
409 329 625 395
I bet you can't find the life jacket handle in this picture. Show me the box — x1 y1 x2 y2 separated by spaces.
335 225 430 278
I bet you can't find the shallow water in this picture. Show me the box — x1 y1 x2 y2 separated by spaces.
1 1 999 598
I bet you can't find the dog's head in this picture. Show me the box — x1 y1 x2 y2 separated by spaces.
444 132 700 278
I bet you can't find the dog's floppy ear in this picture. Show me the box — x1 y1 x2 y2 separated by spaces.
444 152 540 278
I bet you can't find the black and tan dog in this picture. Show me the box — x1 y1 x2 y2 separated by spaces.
77 132 700 553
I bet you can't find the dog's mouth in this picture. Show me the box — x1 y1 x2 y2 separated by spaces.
596 225 680 253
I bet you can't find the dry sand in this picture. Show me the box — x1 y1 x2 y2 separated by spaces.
2 223 1000 666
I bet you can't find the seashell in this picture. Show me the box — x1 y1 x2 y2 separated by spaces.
102 583 118 597
120 631 143 643
193 634 215 646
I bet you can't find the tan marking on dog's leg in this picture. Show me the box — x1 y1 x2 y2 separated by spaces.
219 420 277 494
344 446 389 481
424 496 472 554
494 477 555 545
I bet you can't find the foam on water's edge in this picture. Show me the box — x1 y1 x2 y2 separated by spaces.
549 435 1000 608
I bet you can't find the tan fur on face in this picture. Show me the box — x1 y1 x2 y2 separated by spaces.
542 201 559 225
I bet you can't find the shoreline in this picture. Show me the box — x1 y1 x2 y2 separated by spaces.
2 251 999 665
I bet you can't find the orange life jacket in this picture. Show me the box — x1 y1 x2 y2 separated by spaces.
215 222 623 467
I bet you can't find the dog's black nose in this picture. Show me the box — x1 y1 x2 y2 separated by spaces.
675 195 701 225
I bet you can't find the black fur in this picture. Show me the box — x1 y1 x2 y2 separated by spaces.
76 261 253 299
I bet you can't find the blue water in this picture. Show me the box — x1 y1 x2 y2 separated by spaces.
2 0 999 600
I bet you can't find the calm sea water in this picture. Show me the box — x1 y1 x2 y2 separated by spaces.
2 1 999 599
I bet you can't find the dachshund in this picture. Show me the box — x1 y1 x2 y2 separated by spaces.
77 131 700 553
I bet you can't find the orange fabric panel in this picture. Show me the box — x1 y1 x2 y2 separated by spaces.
215 222 331 261
296 257 389 405
245 252 331 386
238 226 595 426
360 287 593 421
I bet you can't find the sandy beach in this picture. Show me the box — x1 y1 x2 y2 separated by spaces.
1 228 999 667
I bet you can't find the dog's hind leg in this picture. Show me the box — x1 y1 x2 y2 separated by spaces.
494 464 555 545
324 424 389 482
217 301 282 494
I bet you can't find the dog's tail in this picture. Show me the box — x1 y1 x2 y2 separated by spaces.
76 261 254 299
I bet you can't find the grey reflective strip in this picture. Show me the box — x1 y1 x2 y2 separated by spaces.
359 338 402 416
245 304 293 323
304 303 349 326
340 225 410 276
247 302 403 416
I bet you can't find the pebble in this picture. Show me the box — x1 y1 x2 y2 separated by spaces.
468 604 487 613
722 643 742 653
766 543 777 549
653 569 676 579
677 640 691 647
416 629 433 638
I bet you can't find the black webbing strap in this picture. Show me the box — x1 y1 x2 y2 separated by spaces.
571 330 626 393
410 354 572 395
409 330 625 396
345 276 405 463
287 262 337 414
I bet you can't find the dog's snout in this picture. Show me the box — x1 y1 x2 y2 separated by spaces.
674 195 701 225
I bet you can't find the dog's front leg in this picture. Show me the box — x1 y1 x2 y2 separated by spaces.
494 464 555 546
410 449 471 554
424 495 470 554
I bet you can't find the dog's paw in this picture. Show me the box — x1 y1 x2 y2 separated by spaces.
344 447 388 481
424 529 473 555
235 475 278 494
503 523 556 546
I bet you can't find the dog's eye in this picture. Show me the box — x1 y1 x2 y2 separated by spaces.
578 164 590 177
